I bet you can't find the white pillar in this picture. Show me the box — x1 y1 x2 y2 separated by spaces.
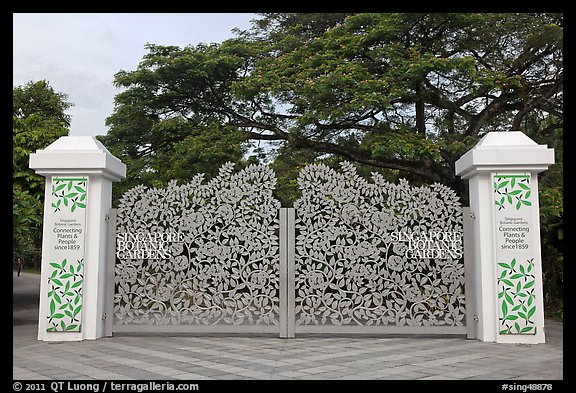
455 131 554 343
29 136 125 341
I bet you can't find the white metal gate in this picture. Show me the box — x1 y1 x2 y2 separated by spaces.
105 162 466 337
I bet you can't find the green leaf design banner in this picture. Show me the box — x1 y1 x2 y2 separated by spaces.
497 257 537 334
46 176 88 332
492 172 537 335
51 178 88 213
46 258 84 332
493 174 531 211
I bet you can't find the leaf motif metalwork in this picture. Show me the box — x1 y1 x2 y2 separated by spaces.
114 163 281 326
293 162 465 328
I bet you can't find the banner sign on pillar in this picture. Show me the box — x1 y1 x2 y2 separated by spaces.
492 173 536 335
46 177 88 332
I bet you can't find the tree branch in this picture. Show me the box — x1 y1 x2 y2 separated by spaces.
289 136 443 183
512 82 562 130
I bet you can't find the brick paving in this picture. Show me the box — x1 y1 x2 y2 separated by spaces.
13 271 563 380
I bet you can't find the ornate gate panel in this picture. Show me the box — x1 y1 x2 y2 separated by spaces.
106 161 466 337
110 164 283 333
292 162 466 334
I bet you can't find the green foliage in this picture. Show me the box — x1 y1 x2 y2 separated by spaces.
157 123 247 181
367 130 442 163
13 114 69 195
105 13 562 186
12 80 71 267
527 124 563 320
13 80 73 127
13 186 43 266
270 147 318 206
102 13 562 317
100 119 250 203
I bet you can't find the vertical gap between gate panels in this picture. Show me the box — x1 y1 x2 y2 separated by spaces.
279 208 287 338
287 208 296 338
279 208 296 338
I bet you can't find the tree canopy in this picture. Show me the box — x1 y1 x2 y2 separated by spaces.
13 79 72 127
13 80 72 195
99 13 562 317
13 80 72 265
101 12 562 197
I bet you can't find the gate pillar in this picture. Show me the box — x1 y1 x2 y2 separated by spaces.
456 131 554 343
29 136 125 341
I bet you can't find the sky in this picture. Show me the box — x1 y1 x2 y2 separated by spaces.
13 13 257 137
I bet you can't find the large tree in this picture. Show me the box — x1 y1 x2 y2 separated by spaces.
13 80 72 266
102 13 562 193
13 79 72 127
13 80 72 195
100 13 562 317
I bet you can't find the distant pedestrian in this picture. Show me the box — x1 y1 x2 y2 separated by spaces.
16 258 23 277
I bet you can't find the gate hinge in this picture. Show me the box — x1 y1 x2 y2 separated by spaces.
105 212 110 221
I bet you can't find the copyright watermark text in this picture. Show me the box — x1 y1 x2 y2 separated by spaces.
13 382 199 393
502 384 552 391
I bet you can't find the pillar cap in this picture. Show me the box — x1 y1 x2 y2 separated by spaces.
29 136 126 181
455 131 555 179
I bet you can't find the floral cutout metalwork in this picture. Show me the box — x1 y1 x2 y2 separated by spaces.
114 163 281 326
293 162 465 328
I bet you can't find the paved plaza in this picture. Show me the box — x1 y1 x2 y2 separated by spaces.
13 271 563 381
